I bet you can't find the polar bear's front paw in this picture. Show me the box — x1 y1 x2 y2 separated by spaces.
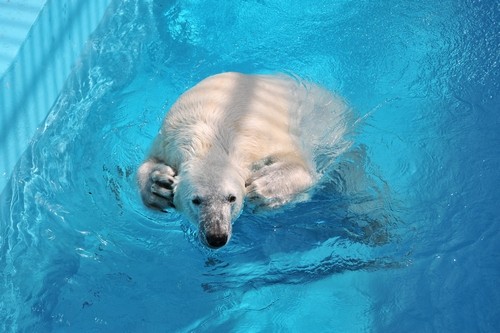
246 173 287 210
137 160 177 210
246 160 313 211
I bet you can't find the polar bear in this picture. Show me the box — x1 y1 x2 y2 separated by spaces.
137 72 351 248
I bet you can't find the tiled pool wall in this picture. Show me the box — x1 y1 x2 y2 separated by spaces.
0 0 113 191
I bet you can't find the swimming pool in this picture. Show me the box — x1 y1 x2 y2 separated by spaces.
1 0 499 332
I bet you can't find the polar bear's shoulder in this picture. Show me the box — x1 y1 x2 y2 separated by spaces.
155 73 299 166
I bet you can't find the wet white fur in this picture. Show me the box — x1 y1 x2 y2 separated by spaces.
137 72 351 247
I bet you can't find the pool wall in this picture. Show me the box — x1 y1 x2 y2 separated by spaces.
0 0 113 192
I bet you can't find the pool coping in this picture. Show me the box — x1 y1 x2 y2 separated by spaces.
0 0 113 192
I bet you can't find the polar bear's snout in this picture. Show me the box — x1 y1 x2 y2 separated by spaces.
204 232 229 249
199 203 233 249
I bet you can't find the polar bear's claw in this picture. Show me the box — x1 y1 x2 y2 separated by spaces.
138 160 177 210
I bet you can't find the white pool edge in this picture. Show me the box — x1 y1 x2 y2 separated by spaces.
0 0 114 192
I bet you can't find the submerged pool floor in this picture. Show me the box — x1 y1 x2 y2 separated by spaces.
1 0 499 332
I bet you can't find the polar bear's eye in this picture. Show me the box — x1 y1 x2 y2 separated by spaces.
192 197 202 206
228 195 237 203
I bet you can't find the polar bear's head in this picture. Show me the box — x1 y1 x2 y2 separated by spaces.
173 156 245 249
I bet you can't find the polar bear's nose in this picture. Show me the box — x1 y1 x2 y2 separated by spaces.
205 233 228 248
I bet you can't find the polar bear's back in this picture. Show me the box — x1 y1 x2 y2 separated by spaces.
152 72 351 174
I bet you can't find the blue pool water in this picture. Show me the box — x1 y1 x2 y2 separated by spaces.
1 0 499 332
